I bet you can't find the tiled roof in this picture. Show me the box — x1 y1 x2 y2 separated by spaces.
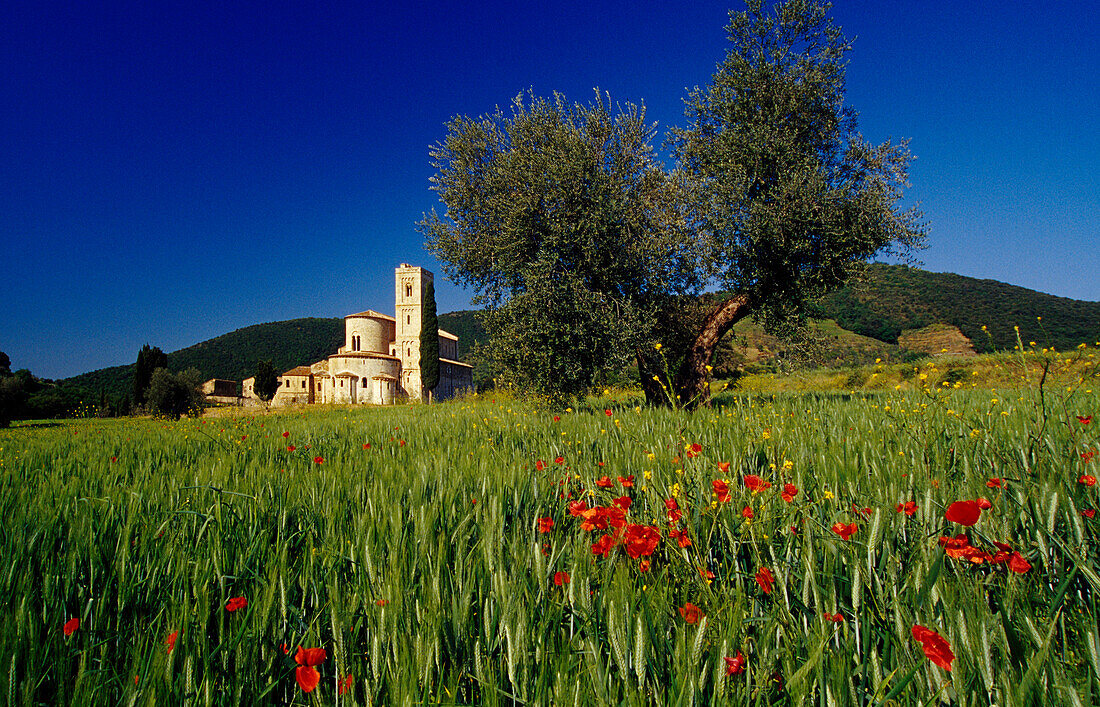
282 366 313 376
345 310 395 321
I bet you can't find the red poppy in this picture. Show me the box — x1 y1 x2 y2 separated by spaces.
313 456 324 464
591 534 615 558
398 440 406 447
1077 415 1092 424
698 567 715 580
713 479 731 503
535 460 546 471
895 501 918 516
554 571 570 586
944 500 981 526
831 522 857 540
282 431 290 438
537 517 554 534
166 631 178 653
339 674 354 695
668 528 692 547
553 415 561 422
554 456 564 465
755 566 775 594
1083 450 1096 462
110 456 117 463
781 483 798 503
724 651 746 675
375 599 388 606
743 475 771 492
621 524 661 558
1008 552 1032 574
605 409 613 417
612 495 632 511
741 506 754 519
638 560 651 572
618 475 634 488
975 497 992 510
717 461 730 473
568 500 588 516
362 443 371 450
1079 475 1097 487
911 625 954 671
679 603 703 624
225 596 248 612
296 665 321 693
986 478 1004 489
63 617 79 636
823 612 844 623
665 498 683 523
596 476 615 488
1084 509 1096 518
287 445 296 451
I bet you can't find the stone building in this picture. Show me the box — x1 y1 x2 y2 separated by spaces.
257 264 472 406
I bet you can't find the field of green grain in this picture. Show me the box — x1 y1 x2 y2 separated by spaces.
1 357 1098 705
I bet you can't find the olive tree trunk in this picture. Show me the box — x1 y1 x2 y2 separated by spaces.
673 294 753 409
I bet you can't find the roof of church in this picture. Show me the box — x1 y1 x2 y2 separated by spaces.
281 366 313 376
438 329 458 340
344 310 395 321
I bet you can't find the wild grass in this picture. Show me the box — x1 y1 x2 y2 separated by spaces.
0 353 1097 705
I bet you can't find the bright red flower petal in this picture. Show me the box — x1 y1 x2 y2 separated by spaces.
724 650 745 675
296 665 320 693
1008 552 1032 574
911 625 955 671
554 571 570 586
755 566 775 594
944 500 981 526
63 617 79 636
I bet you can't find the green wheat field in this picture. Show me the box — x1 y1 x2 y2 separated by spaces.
1 352 1098 705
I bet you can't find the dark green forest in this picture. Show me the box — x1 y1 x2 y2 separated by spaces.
815 264 1100 352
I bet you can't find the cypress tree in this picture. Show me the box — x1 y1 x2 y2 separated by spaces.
419 279 440 402
133 344 168 408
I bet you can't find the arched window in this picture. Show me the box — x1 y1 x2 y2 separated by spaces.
405 284 412 298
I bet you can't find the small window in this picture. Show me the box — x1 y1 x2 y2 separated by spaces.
362 379 368 388
406 284 412 298
301 380 305 388
340 380 344 387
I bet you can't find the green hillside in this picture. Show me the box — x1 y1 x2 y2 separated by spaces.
816 264 1100 352
47 266 1098 412
62 318 344 402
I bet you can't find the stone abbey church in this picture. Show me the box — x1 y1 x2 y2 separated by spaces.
238 264 472 406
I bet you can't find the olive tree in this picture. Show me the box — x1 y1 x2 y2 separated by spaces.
666 0 925 405
419 91 699 403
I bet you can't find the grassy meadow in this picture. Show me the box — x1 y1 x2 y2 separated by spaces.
1 350 1098 705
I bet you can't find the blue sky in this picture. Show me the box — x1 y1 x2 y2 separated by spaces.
2 0 1097 379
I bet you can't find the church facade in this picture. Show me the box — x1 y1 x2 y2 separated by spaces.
254 264 472 406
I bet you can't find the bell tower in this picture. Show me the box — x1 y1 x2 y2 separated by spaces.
394 264 432 399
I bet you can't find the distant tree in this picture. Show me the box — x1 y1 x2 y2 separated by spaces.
0 364 27 427
146 368 204 420
133 344 168 409
420 279 440 402
253 360 280 402
664 0 925 406
0 351 10 376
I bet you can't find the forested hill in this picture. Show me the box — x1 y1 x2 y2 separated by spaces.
60 313 484 402
816 264 1100 352
63 318 344 401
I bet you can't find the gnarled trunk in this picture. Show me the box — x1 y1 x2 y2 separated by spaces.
636 347 667 406
673 294 753 409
